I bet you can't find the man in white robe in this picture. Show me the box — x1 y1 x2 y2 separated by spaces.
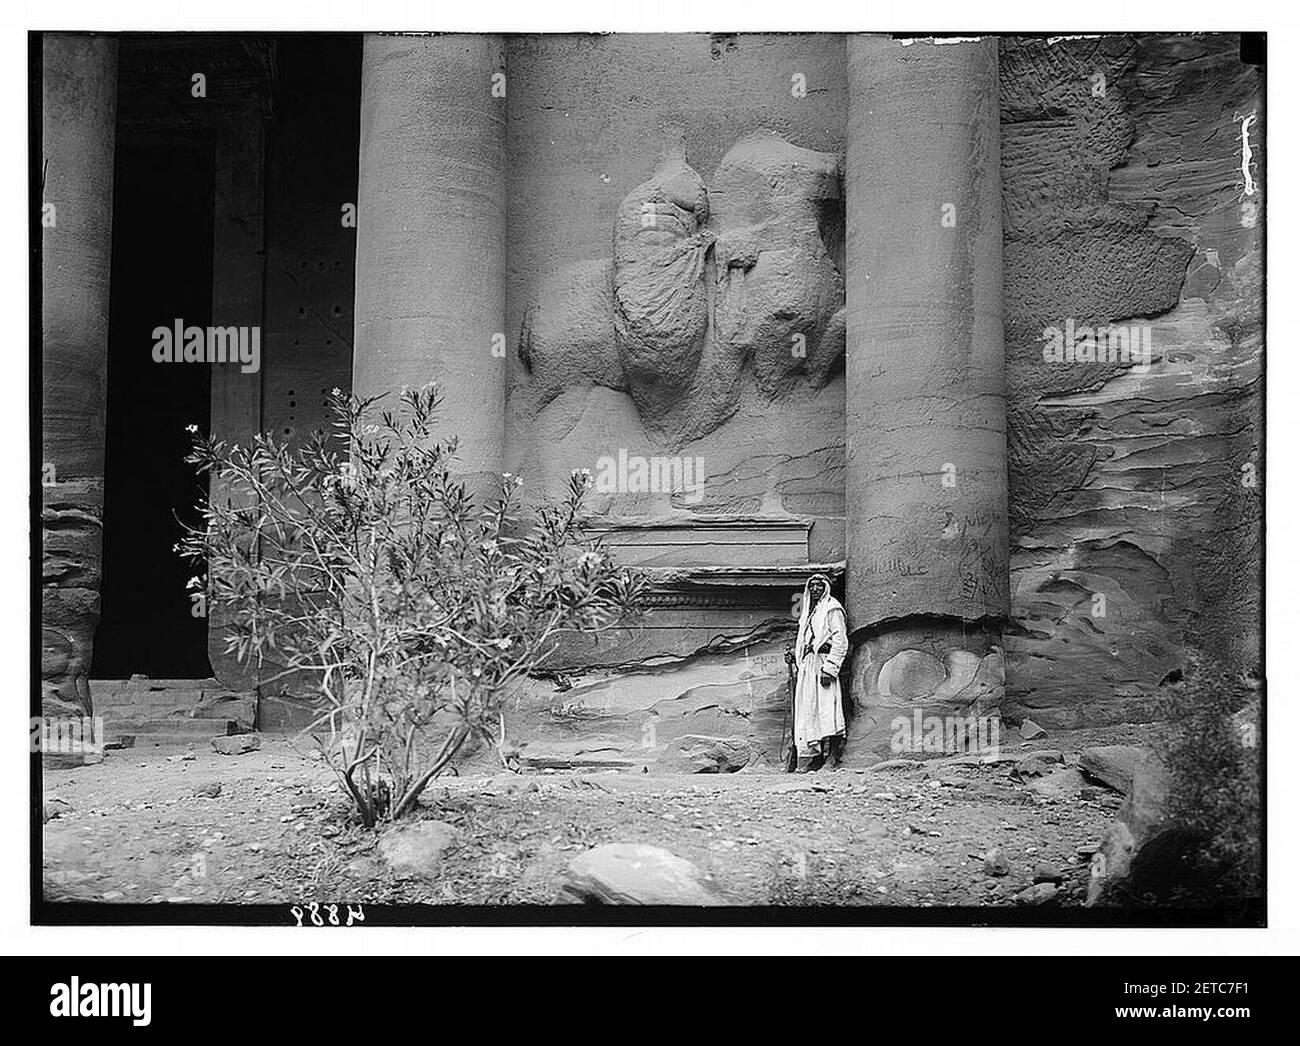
786 573 848 772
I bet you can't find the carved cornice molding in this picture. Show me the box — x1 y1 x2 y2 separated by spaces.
637 561 846 609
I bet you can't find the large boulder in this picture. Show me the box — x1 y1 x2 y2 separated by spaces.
560 844 729 905
656 734 756 774
378 820 460 883
1086 751 1201 906
1079 745 1150 793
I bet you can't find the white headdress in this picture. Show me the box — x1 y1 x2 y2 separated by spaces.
795 573 841 658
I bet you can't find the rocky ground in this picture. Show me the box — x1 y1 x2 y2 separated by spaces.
41 725 1154 908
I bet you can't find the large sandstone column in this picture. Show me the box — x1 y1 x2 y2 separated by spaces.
41 34 118 724
843 35 1009 763
352 34 506 490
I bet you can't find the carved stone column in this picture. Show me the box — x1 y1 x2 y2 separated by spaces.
843 35 1009 764
41 34 119 727
352 34 506 491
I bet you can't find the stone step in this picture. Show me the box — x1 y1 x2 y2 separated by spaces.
120 732 233 748
91 677 221 694
517 740 639 771
124 676 222 690
102 718 234 737
95 689 208 707
95 690 258 734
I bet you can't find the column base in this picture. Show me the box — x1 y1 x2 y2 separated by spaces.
842 618 1004 767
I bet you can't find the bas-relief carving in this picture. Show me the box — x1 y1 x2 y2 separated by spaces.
517 129 846 449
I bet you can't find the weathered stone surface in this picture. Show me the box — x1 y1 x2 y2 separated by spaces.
41 36 118 722
516 739 638 772
1080 745 1150 794
560 843 728 905
190 691 257 733
1032 863 1065 884
211 734 261 756
655 734 756 774
1014 751 1063 779
983 847 1011 877
109 718 229 740
41 497 104 590
1002 36 1262 728
1015 882 1059 906
1087 751 1179 906
42 506 104 718
344 855 383 879
1029 767 1089 799
378 820 460 882
1019 719 1046 740
43 748 103 769
93 681 258 736
504 639 791 772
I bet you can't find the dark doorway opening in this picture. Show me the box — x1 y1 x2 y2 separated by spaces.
92 135 216 679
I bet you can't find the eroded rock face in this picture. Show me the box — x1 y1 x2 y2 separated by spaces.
503 638 792 774
1001 36 1263 728
42 487 103 718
